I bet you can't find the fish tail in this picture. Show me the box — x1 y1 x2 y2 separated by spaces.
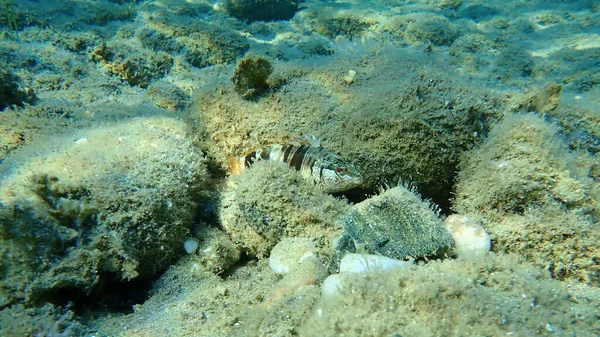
228 156 245 176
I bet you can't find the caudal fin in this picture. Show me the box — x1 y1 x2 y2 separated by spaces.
228 156 244 176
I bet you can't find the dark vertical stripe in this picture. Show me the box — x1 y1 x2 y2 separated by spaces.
259 147 271 160
289 145 308 171
304 155 316 173
244 151 257 167
281 145 294 164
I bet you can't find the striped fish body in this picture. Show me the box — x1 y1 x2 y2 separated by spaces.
229 143 363 193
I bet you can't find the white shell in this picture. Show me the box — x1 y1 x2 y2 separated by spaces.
339 253 410 274
183 239 199 254
269 238 316 275
443 214 491 256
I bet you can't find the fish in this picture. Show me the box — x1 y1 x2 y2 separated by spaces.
228 135 363 193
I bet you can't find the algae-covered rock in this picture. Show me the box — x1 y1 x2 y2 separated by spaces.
302 255 600 336
384 13 460 46
341 185 453 260
404 14 459 46
307 9 374 39
0 303 86 336
195 47 503 211
147 80 190 110
454 113 600 284
218 160 349 257
0 69 35 110
193 226 241 275
494 46 535 80
269 238 317 275
136 14 249 69
223 0 303 22
0 116 207 305
231 56 273 98
90 41 173 88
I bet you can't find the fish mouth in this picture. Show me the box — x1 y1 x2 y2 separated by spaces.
350 176 363 185
348 174 364 186
326 176 363 193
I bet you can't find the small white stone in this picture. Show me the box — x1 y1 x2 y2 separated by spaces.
343 69 357 84
74 137 88 144
444 214 491 256
321 273 345 298
269 238 316 275
339 253 410 274
183 239 199 254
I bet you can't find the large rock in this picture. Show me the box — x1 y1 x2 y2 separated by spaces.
218 161 348 257
341 184 453 260
222 0 303 22
454 113 600 284
0 116 207 306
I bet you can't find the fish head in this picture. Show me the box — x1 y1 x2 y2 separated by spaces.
320 159 363 193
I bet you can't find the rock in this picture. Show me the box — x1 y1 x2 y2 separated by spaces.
222 0 303 22
343 70 357 84
230 56 273 98
267 253 329 305
195 226 241 275
184 239 200 254
0 70 35 110
454 113 599 284
218 161 348 257
340 184 453 259
0 117 207 305
321 273 346 298
339 253 410 274
405 14 459 46
269 238 317 275
443 214 490 256
322 253 411 297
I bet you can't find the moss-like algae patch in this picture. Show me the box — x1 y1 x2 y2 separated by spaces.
218 161 349 257
301 255 600 336
454 113 600 285
0 117 208 306
341 184 453 259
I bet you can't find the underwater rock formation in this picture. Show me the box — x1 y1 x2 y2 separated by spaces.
135 16 249 69
192 226 241 275
222 0 303 22
454 113 600 285
231 55 273 98
0 117 208 306
340 184 453 260
0 70 35 111
218 160 348 257
302 255 600 336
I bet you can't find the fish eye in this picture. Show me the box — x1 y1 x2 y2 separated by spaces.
335 166 345 173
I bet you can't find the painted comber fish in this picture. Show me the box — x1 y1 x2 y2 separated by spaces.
228 135 363 193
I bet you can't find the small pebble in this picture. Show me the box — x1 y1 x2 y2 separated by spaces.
183 239 199 254
343 69 357 84
269 238 316 275
321 254 410 298
443 214 491 256
339 253 410 274
321 273 345 297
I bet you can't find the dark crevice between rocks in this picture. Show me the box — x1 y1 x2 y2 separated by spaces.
338 184 454 216
35 272 157 317
219 251 257 279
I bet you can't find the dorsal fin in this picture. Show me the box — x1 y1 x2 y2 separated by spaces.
294 135 321 147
